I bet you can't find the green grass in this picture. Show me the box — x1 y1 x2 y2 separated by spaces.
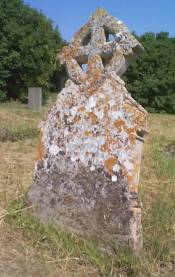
0 101 174 276
6 198 142 276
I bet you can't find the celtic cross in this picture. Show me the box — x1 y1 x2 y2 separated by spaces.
59 8 143 85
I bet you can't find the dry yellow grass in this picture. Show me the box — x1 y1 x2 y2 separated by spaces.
0 99 174 276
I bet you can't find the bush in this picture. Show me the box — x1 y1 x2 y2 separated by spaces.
124 32 175 114
42 88 50 105
19 90 28 104
0 0 63 102
0 90 7 102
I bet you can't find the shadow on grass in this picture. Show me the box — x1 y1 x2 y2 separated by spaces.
0 126 38 142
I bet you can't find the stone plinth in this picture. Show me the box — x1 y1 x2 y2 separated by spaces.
27 9 147 253
28 87 42 111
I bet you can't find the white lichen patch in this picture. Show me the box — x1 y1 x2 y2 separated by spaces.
70 106 78 118
88 96 96 109
112 164 120 172
111 175 118 182
109 99 116 107
90 165 95 171
49 144 60 155
111 110 123 120
123 160 133 172
94 110 104 119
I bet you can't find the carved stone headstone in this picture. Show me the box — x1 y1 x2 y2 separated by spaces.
27 9 147 253
28 87 42 111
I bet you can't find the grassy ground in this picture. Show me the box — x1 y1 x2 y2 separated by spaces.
0 97 174 276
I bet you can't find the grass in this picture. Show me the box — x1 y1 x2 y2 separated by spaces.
5 199 138 276
0 99 174 276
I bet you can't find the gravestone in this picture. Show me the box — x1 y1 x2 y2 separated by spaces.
28 87 42 111
27 9 147 253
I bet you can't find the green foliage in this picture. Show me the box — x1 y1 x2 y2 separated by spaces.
0 0 63 101
50 62 68 92
124 32 175 114
0 90 7 102
42 88 50 105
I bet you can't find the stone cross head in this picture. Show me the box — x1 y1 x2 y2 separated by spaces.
59 8 144 84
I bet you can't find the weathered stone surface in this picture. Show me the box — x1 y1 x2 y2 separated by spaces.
28 87 42 111
27 9 147 253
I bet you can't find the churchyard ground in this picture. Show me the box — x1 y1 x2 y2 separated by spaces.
0 96 174 276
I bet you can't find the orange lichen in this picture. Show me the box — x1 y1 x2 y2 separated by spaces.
78 106 85 112
123 100 147 131
74 115 81 123
100 142 110 152
126 162 140 193
106 136 116 145
73 22 91 41
113 118 125 129
104 156 117 175
85 151 92 156
86 66 103 96
90 8 108 19
103 105 110 115
100 136 116 152
84 130 92 136
128 127 136 142
36 130 45 161
127 174 134 183
87 112 98 124
88 55 102 75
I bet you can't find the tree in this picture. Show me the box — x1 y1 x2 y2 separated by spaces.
0 0 63 102
124 32 175 114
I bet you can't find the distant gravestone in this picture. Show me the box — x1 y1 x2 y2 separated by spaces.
28 87 42 111
27 9 147 253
